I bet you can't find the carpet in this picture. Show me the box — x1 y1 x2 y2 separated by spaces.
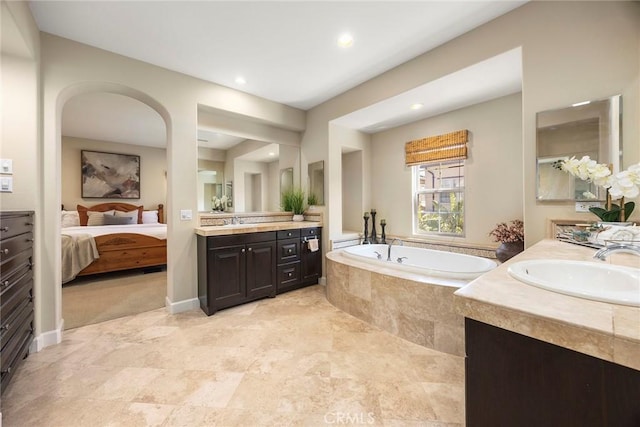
62 270 167 330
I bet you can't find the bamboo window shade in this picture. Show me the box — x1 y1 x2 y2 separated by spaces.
405 129 469 166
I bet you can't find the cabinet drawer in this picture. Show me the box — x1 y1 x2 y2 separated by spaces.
277 262 301 289
277 229 300 240
0 232 33 264
0 312 33 394
277 239 300 263
208 231 277 249
1 297 33 351
1 270 32 322
0 250 32 281
0 214 34 240
301 227 321 238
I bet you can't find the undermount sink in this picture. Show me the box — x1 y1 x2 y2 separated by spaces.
507 260 640 307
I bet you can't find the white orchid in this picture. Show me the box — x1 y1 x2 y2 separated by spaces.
558 156 640 199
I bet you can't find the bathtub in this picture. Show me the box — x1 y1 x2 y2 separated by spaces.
326 244 496 356
342 243 497 280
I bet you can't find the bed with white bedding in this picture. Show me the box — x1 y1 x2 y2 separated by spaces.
61 203 166 283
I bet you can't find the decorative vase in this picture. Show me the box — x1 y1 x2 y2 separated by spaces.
292 214 304 222
495 241 524 263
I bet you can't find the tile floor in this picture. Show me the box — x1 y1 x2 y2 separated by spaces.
1 285 465 426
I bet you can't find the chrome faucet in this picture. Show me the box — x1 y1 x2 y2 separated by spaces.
387 238 403 261
593 243 640 261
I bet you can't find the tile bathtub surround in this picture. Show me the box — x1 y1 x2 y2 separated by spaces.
2 286 465 427
454 239 640 371
326 253 466 357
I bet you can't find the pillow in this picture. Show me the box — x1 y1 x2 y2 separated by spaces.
115 210 139 224
142 210 159 224
61 211 80 228
104 215 135 226
86 210 115 226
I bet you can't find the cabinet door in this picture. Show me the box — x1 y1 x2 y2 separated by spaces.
209 244 246 310
246 241 276 300
300 237 321 285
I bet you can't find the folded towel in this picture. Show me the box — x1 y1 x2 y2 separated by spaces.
308 238 319 252
589 224 640 246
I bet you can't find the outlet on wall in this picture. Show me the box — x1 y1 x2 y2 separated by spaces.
575 201 601 212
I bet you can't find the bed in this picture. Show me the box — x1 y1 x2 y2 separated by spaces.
61 202 166 283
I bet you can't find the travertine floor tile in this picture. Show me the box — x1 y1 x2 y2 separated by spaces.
2 285 465 426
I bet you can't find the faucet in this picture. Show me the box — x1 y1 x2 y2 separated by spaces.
593 243 640 261
387 238 403 261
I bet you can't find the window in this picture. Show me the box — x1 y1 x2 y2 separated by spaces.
413 160 465 236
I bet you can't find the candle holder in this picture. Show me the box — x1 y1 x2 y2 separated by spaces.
362 213 371 244
380 220 387 244
370 209 377 244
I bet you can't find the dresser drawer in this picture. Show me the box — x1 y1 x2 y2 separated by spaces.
0 232 33 263
0 311 33 394
0 249 32 280
1 297 33 351
1 269 32 322
0 214 34 240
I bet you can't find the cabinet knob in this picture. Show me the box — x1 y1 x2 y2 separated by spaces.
1 323 10 331
241 248 246 253
310 230 315 234
287 232 292 236
288 249 292 253
248 247 252 252
0 226 8 232
1 367 11 374
1 280 9 288
2 248 8 255
288 272 292 277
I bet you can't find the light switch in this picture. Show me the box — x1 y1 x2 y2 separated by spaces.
0 177 13 192
0 159 13 174
180 209 192 221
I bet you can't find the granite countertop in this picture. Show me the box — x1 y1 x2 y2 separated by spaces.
454 239 640 371
195 221 322 236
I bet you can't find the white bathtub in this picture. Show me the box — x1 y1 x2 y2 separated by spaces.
342 243 497 280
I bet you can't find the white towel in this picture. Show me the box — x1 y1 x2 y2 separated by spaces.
308 238 319 252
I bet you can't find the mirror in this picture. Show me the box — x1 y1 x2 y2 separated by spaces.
280 167 293 194
308 160 324 205
197 133 300 212
536 95 621 201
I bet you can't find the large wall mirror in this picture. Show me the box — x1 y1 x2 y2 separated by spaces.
308 160 324 205
197 132 300 213
536 94 621 201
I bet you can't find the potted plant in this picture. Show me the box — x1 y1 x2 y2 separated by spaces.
282 188 306 221
489 219 524 263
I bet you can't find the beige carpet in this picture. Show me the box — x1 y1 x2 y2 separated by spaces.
62 270 166 330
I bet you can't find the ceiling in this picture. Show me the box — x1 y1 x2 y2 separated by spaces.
34 1 526 149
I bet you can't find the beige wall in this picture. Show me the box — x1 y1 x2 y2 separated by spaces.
371 93 523 246
61 136 166 211
304 1 640 247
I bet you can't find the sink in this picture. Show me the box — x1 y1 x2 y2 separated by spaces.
507 260 640 306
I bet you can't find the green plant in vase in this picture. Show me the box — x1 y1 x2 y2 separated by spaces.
282 187 306 220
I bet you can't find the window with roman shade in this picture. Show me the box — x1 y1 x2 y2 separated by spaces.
405 129 468 166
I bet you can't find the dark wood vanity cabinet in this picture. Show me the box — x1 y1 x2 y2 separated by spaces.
198 232 276 315
0 211 35 395
465 318 640 427
198 226 323 314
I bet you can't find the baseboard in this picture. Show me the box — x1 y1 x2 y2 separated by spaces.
165 296 199 314
319 276 326 286
30 319 64 353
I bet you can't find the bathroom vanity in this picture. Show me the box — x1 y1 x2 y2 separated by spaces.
455 239 640 426
196 222 322 315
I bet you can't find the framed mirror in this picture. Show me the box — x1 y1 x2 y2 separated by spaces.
536 95 621 201
308 160 324 205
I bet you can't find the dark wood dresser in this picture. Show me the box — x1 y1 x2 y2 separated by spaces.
0 211 34 394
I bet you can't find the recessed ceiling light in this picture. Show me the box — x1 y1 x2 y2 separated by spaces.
235 76 246 85
410 103 424 110
337 33 354 48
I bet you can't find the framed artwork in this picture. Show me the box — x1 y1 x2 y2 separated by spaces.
81 150 140 199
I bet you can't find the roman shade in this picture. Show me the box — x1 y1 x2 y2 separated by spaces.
405 129 469 166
